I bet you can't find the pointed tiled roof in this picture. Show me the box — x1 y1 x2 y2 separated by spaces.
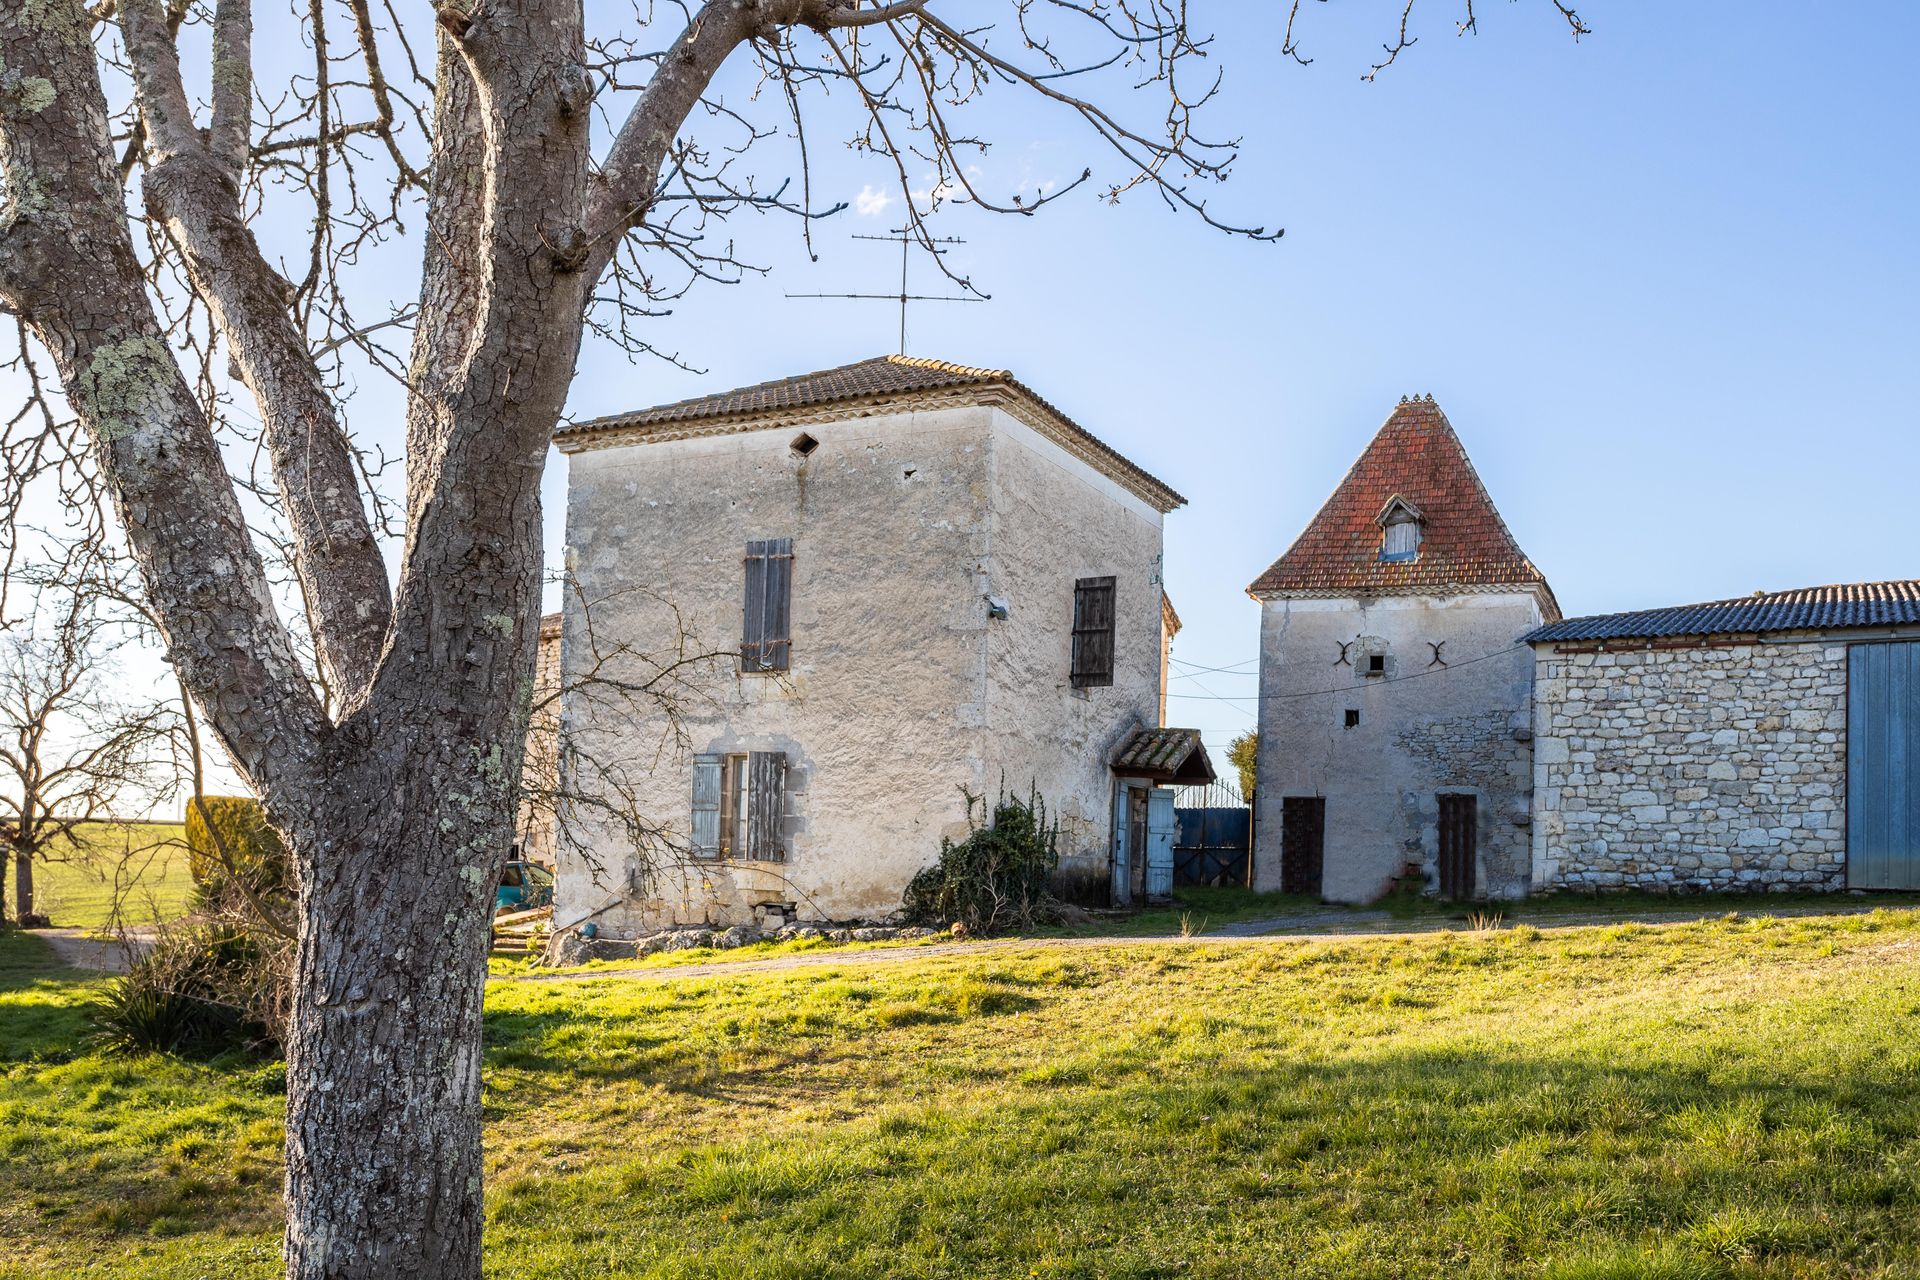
1248 396 1557 614
553 354 1184 512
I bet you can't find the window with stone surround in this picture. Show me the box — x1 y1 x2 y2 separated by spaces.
741 538 793 672
1071 576 1117 688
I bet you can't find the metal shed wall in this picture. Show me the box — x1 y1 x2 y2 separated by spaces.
1849 641 1920 890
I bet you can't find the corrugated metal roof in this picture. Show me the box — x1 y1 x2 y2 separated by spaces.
1247 396 1557 613
1526 581 1920 644
1111 727 1215 783
553 354 1185 512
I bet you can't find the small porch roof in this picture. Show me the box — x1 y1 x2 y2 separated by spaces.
1111 727 1216 786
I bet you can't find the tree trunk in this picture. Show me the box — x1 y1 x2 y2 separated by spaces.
14 846 31 922
281 770 507 1279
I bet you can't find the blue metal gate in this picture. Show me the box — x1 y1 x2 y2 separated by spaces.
1849 641 1920 889
1173 777 1254 888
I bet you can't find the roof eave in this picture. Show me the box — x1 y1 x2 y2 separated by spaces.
555 380 1187 514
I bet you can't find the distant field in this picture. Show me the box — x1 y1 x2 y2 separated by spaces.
27 823 191 930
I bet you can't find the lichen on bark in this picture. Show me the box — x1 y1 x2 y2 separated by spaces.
1 70 57 115
19 0 87 44
76 336 176 440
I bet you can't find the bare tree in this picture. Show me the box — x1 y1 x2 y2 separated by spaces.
0 581 173 924
0 1 1585 1275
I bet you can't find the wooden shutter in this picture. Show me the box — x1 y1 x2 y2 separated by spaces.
763 537 792 672
741 538 793 673
1071 576 1116 688
690 753 723 859
741 542 768 671
745 750 787 862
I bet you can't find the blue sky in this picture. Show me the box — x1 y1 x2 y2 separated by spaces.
557 2 1920 762
7 3 1914 787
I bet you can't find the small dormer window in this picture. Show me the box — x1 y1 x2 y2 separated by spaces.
1377 495 1424 563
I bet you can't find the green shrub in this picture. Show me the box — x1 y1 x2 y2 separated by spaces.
901 785 1059 935
183 796 290 905
89 926 279 1056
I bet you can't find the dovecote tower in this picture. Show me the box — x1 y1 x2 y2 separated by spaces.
1246 397 1559 902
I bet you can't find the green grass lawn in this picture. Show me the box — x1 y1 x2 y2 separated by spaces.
25 823 191 930
7 910 1920 1278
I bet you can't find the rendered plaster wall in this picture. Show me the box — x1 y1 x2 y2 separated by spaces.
514 623 562 866
553 402 1165 931
1530 637 1851 892
1253 591 1545 903
979 410 1166 898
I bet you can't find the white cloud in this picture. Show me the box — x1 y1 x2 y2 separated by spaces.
853 185 894 217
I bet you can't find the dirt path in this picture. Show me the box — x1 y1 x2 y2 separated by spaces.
36 928 154 974
505 900 1914 986
39 903 1907 980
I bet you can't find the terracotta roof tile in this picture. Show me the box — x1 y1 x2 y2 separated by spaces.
554 354 1184 512
1248 396 1557 615
1527 580 1920 643
1111 727 1215 784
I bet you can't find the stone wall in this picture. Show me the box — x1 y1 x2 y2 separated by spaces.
1530 637 1849 892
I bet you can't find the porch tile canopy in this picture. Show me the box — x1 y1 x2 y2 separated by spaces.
1526 580 1920 644
1112 727 1216 785
552 354 1185 513
1247 395 1558 616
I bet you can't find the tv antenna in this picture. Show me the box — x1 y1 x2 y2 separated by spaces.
786 229 984 355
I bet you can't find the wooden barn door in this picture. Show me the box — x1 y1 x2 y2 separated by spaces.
1849 642 1920 889
1280 797 1325 897
1437 794 1477 900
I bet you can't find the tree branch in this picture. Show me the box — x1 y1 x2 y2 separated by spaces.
0 0 328 812
118 0 396 702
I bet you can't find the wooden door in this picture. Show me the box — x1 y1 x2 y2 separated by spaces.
1110 780 1133 907
1280 796 1324 897
1144 788 1176 903
1128 787 1149 901
1437 793 1477 900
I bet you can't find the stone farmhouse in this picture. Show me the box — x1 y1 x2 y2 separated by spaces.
1250 396 1920 902
537 355 1212 934
1247 396 1561 903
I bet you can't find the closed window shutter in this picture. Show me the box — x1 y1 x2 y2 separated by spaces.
763 537 792 672
690 753 723 858
741 542 769 671
741 538 793 672
1071 576 1116 688
745 750 786 862
1381 517 1421 561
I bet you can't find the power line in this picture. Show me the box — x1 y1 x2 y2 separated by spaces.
1169 657 1258 675
1166 643 1530 703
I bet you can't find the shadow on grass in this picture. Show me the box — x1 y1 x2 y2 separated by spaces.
481 968 1045 1092
488 1022 1920 1280
0 928 97 1063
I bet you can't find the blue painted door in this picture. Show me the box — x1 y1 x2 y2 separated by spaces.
1145 788 1176 903
1849 642 1920 889
1111 780 1132 907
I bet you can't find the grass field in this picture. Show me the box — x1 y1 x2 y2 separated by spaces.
24 823 191 930
6 909 1920 1279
